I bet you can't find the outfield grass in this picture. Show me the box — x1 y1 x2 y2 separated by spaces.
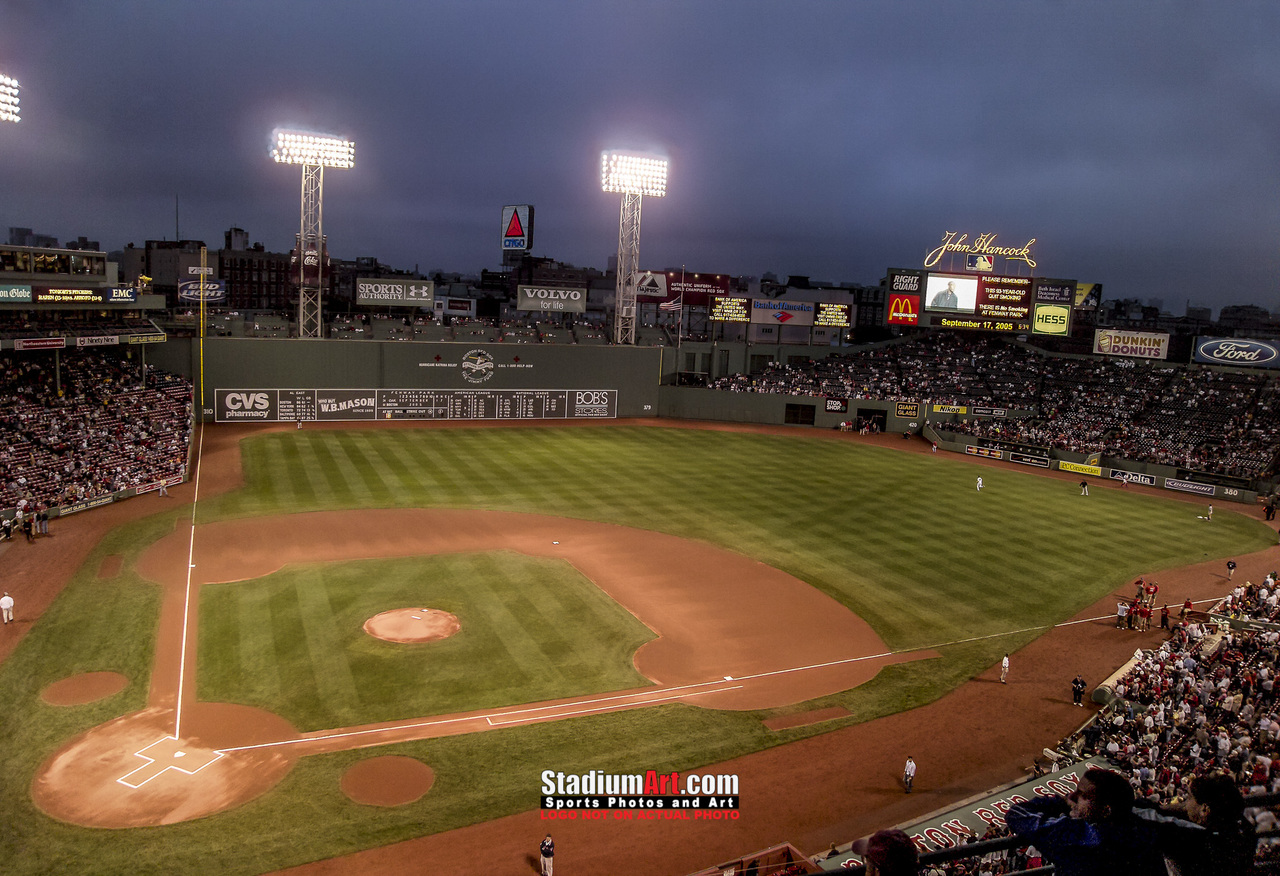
0 425 1271 874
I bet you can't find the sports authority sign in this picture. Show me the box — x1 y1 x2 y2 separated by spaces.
356 278 436 307
749 299 815 326
1094 329 1169 360
215 388 618 422
501 205 534 252
516 285 587 313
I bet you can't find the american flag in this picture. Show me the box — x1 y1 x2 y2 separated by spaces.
659 296 683 312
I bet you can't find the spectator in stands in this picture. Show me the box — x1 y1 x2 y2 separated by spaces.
1007 767 1205 876
850 828 919 876
1168 773 1253 875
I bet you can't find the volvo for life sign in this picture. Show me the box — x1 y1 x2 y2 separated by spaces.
356 278 435 307
516 285 586 313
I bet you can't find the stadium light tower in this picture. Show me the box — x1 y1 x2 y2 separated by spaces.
270 129 355 338
0 73 20 124
601 151 667 345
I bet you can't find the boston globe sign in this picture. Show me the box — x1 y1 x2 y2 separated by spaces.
356 278 435 307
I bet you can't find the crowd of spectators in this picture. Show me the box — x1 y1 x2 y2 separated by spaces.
709 332 1280 483
0 350 192 511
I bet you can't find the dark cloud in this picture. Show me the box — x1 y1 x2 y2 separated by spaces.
1 1 1278 313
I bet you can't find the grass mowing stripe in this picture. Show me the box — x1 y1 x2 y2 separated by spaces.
331 432 390 504
294 569 360 721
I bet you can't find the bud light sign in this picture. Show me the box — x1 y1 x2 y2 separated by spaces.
178 279 226 302
1194 338 1280 369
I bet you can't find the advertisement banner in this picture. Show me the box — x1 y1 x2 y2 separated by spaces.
665 271 730 307
633 271 668 298
887 293 920 325
216 390 277 421
177 279 226 303
813 302 851 328
315 389 377 420
1193 337 1280 369
15 337 66 350
516 285 587 313
1094 329 1170 360
1164 478 1215 496
1010 452 1050 467
1032 303 1071 335
0 284 32 302
34 286 128 304
126 333 167 345
500 204 533 252
1033 279 1076 303
356 278 435 307
709 296 749 322
895 402 921 419
1074 283 1103 308
932 404 967 414
76 335 119 347
824 398 849 413
1058 460 1101 476
965 445 1002 459
1109 469 1156 486
750 299 815 326
971 407 1007 418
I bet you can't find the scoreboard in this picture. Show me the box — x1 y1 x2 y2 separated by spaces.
886 269 1075 336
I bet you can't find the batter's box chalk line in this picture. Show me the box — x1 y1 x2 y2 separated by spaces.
117 735 225 789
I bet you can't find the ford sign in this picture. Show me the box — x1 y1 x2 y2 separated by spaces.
1194 338 1280 368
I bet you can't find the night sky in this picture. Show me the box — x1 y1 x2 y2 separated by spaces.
2 1 1278 315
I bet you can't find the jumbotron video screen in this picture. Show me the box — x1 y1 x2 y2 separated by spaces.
885 268 1075 337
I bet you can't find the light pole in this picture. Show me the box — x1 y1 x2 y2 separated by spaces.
0 73 19 124
270 129 354 338
601 151 666 345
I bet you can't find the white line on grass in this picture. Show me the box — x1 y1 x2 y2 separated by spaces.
173 424 206 740
216 682 746 753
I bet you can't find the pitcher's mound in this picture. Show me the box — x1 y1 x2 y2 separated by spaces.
341 755 435 806
364 608 460 643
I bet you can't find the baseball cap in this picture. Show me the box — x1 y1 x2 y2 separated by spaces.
849 829 918 873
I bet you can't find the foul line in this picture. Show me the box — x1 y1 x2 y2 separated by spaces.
173 424 206 740
217 682 743 753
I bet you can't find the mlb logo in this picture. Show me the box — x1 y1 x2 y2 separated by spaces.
966 254 994 272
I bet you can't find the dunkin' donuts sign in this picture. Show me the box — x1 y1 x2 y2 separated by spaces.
1194 338 1280 369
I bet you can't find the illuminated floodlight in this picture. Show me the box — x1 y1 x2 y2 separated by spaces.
270 126 356 338
0 74 20 124
601 151 667 197
601 149 668 345
270 129 355 168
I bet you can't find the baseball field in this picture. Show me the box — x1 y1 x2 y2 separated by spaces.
0 420 1270 874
